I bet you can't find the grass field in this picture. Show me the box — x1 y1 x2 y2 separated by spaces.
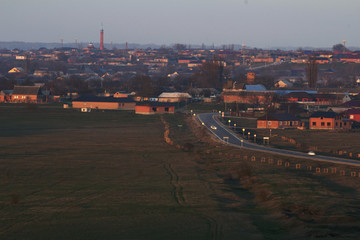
253 127 360 158
1 105 360 239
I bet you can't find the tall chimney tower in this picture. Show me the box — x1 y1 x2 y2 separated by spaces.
100 25 104 50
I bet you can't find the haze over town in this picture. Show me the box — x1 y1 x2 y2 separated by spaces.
1 0 360 48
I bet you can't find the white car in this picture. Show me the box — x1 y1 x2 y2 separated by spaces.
210 125 217 130
307 151 316 156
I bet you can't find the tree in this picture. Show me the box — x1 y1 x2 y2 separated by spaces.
192 59 229 89
153 76 170 94
0 77 16 90
66 76 90 94
56 52 68 62
128 75 156 97
173 44 186 51
306 54 318 88
332 43 348 52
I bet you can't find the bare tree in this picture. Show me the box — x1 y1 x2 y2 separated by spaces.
306 54 318 88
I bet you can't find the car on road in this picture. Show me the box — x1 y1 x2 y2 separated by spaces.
210 125 217 130
307 151 316 156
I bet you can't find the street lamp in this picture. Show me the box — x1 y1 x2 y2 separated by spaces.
242 128 245 138
241 139 243 147
254 134 257 143
248 132 250 139
228 119 231 127
234 123 236 130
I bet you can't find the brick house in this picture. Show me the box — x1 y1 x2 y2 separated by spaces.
309 111 352 130
0 90 12 103
282 92 315 103
135 102 175 115
113 92 131 98
257 113 301 129
11 85 43 103
345 109 360 122
72 95 136 110
222 91 274 104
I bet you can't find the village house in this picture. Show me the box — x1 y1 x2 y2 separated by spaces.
313 93 351 105
282 92 316 103
11 85 44 103
135 102 175 115
274 79 294 88
0 90 12 103
309 111 352 130
113 92 131 98
158 92 192 103
222 89 274 105
257 113 301 129
340 99 360 109
345 109 360 122
8 67 25 74
72 95 136 110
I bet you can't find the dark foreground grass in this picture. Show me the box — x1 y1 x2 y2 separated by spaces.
1 105 360 240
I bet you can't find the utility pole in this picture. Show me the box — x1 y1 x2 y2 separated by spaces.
242 44 246 65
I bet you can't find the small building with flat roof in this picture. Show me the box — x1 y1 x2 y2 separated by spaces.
135 102 175 115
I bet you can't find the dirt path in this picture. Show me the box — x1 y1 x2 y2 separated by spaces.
162 163 185 206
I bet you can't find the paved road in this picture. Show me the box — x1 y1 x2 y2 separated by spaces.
197 113 360 167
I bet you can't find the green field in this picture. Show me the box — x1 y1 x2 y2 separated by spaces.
1 105 360 239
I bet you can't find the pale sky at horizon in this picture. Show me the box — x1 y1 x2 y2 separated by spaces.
1 0 359 48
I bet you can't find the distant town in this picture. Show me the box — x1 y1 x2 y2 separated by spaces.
1 29 360 128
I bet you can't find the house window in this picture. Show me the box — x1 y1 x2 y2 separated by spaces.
268 121 272 125
312 122 316 126
350 115 354 119
295 121 298 125
335 122 338 126
284 121 287 125
327 122 330 126
165 107 169 112
344 122 347 126
279 121 282 126
152 107 157 112
321 122 325 126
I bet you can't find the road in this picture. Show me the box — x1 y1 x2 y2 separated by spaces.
197 113 360 167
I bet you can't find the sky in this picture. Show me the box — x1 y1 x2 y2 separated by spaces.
1 0 360 48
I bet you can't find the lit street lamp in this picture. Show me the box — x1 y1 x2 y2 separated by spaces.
242 128 245 138
254 134 257 142
228 119 231 127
